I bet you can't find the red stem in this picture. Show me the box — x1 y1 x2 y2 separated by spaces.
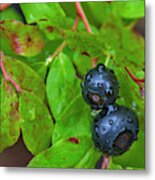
125 67 144 84
75 2 98 67
0 3 12 11
92 58 98 68
101 156 110 169
125 66 144 97
0 51 22 94
72 16 80 31
75 2 92 34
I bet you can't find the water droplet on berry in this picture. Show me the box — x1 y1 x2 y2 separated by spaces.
105 139 109 143
86 74 92 81
97 64 105 73
102 126 106 131
105 88 114 96
127 118 133 124
97 82 104 88
95 126 99 132
109 119 113 125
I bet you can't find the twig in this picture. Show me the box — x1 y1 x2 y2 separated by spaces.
72 16 80 31
125 66 144 97
46 16 80 66
0 3 12 11
0 51 22 94
125 67 144 83
46 41 67 66
75 2 92 34
75 2 98 67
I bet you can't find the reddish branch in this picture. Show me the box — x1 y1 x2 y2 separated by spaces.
75 2 92 34
46 16 80 65
0 51 22 94
125 66 144 97
75 2 98 67
0 3 12 11
72 16 80 31
125 67 144 83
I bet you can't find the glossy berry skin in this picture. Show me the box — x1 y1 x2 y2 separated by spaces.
81 64 119 110
92 105 139 156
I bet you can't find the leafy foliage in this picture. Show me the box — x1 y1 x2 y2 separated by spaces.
28 136 101 168
0 79 20 153
0 20 44 57
3 56 46 101
20 91 54 155
0 1 144 170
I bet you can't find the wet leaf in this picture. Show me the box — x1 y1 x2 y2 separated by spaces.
113 1 144 19
0 20 44 57
19 91 54 155
65 30 105 57
0 79 20 153
3 56 46 101
46 53 80 121
99 15 144 69
52 95 92 143
20 3 65 24
30 61 47 80
0 6 23 21
46 53 92 143
28 136 101 168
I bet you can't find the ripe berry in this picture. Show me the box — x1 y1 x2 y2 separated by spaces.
81 64 119 110
92 105 139 156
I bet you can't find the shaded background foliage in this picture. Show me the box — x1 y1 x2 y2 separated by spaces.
0 1 144 169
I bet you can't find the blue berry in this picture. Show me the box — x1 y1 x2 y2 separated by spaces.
81 64 119 110
92 105 139 156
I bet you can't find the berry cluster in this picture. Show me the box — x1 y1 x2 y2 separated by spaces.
81 64 139 156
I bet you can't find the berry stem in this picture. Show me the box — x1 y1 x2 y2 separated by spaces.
0 3 12 11
105 51 111 67
0 51 22 94
46 16 80 66
101 155 110 169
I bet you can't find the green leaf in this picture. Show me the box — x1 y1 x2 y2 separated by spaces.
0 79 20 153
81 2 113 27
19 91 54 155
72 51 92 77
113 130 145 169
99 16 144 69
0 6 23 21
113 1 144 19
65 30 105 57
0 20 44 57
116 68 144 125
61 2 112 27
20 3 65 24
3 56 46 101
52 95 92 143
46 53 92 143
28 136 101 168
46 53 80 121
30 61 47 80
